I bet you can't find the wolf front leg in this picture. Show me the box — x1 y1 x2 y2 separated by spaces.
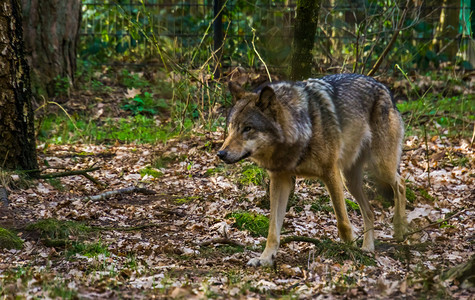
247 172 294 267
323 169 355 244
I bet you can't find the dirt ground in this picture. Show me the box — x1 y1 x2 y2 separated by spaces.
0 124 474 299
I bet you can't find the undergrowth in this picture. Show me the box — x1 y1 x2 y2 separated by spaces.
226 211 269 237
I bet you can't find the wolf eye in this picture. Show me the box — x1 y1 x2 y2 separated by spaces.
242 126 252 133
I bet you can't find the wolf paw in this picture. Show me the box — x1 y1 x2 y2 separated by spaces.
361 244 375 253
247 257 274 267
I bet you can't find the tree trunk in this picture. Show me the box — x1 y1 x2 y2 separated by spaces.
433 0 460 61
0 0 39 172
21 0 82 97
290 0 321 80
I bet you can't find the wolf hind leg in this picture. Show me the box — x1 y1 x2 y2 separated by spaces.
370 153 407 242
370 95 407 241
343 156 375 252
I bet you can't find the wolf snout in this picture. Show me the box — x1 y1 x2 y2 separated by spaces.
217 150 228 160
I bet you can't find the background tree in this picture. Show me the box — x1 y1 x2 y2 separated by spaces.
290 0 321 80
21 0 82 97
0 0 38 172
433 0 460 60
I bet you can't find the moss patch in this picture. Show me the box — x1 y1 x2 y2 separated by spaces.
0 227 23 250
26 218 90 240
227 211 269 237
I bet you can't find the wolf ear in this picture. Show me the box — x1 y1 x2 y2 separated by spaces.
228 82 246 101
256 86 276 111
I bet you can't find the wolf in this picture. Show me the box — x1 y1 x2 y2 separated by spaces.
217 73 407 267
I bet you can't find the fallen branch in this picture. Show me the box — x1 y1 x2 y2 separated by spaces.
280 235 324 246
198 237 245 248
403 208 469 239
91 223 160 231
39 167 103 186
83 186 156 202
39 167 101 179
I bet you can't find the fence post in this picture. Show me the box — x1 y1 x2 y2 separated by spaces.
213 0 224 79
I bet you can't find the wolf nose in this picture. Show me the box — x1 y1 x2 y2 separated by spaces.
217 150 227 160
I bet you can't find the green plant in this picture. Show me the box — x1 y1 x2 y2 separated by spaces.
205 165 226 177
37 114 181 145
47 178 65 191
174 196 200 205
239 164 267 186
345 199 360 213
66 241 110 258
0 227 23 250
119 69 150 88
309 237 376 266
397 93 474 138
139 166 163 178
311 196 334 213
406 185 417 203
226 211 269 237
26 218 90 240
122 92 168 116
54 75 71 96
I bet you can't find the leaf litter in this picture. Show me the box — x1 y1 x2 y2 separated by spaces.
0 129 474 298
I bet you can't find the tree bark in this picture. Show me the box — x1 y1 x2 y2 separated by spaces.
290 0 321 80
0 0 39 172
21 0 82 97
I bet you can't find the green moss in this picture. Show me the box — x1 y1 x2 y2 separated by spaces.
226 211 269 237
239 164 267 186
282 236 375 266
0 228 23 250
418 187 434 202
174 196 200 205
205 165 226 177
311 196 334 213
345 198 360 213
406 186 417 203
66 241 109 258
26 218 90 240
139 166 163 178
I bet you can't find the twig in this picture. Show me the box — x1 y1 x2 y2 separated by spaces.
280 235 323 246
39 167 103 186
367 0 409 76
91 223 160 231
403 208 469 239
423 124 431 188
83 186 156 203
39 167 100 179
251 27 272 83
197 237 245 248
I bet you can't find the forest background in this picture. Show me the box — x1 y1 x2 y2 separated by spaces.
0 0 474 298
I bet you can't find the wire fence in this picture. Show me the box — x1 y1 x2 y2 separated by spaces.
80 0 474 71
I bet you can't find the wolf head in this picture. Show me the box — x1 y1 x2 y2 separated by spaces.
217 82 289 165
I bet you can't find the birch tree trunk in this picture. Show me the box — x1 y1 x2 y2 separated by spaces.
0 0 39 172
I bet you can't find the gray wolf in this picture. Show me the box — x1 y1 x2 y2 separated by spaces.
218 74 407 267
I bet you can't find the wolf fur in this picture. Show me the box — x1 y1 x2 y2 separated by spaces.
218 74 407 267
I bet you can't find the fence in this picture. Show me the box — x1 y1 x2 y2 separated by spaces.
80 1 474 73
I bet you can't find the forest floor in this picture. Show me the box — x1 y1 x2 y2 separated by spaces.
0 70 474 299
